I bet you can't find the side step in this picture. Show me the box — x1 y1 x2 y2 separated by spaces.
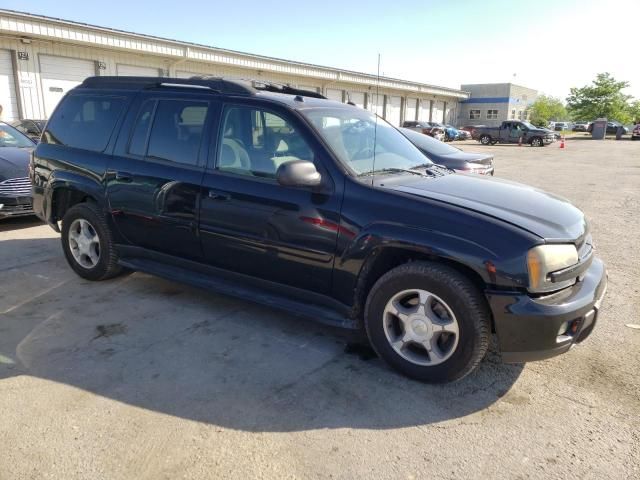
118 255 356 330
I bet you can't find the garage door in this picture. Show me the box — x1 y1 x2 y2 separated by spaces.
297 84 318 93
368 92 384 116
325 88 343 102
405 98 418 123
117 64 161 77
40 55 96 118
0 49 18 122
418 100 431 122
433 100 445 123
347 91 365 109
385 96 401 126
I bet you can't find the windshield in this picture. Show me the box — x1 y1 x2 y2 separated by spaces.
303 108 433 175
0 123 34 148
399 128 460 155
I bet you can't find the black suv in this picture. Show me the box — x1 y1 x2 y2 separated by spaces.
31 76 607 383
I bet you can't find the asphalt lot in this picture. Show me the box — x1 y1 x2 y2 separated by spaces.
0 137 638 479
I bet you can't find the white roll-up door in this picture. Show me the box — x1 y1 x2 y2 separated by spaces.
116 64 161 77
367 92 384 116
297 84 318 93
405 97 418 123
0 50 18 122
433 100 445 123
325 88 343 102
385 96 402 126
176 70 198 79
347 91 365 108
418 100 431 122
40 55 96 118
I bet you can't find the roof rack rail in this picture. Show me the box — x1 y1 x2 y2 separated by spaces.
80 76 255 95
250 81 327 99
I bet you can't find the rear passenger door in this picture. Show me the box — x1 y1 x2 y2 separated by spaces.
107 91 218 260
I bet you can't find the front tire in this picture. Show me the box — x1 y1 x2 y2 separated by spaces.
364 262 491 383
530 137 543 147
480 135 491 145
61 202 123 281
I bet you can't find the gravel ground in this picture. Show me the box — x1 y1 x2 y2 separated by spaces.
0 136 638 479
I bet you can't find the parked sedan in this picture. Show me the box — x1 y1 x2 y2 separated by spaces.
587 121 629 135
10 119 46 142
632 124 640 140
400 127 494 175
0 122 36 219
572 121 589 132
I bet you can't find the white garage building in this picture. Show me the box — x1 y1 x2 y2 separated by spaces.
0 9 468 125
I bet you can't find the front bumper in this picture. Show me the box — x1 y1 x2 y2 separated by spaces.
543 137 555 144
0 195 34 218
487 257 607 363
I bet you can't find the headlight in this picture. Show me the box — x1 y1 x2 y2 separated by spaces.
527 244 578 293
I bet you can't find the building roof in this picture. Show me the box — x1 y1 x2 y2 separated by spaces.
0 9 469 99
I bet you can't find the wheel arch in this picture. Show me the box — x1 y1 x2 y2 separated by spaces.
47 171 105 227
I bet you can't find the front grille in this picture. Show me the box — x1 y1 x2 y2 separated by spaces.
0 203 33 216
0 177 32 197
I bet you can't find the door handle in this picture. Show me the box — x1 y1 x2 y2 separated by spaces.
115 171 133 182
208 190 230 201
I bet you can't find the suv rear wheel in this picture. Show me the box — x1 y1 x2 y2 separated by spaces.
61 202 122 281
364 262 490 383
480 135 491 145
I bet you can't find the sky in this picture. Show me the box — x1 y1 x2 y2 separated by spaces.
3 0 639 99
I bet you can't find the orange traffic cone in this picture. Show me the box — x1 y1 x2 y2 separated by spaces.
560 136 565 149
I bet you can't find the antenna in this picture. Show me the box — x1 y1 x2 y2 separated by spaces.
371 53 381 186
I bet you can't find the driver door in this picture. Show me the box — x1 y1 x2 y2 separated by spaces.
198 102 342 294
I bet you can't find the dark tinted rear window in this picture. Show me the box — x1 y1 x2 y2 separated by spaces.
146 100 208 166
43 94 126 152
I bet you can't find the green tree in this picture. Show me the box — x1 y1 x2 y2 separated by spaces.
529 95 568 127
628 100 640 124
566 73 632 123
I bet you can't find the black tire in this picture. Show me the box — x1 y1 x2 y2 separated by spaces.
480 135 491 145
61 202 123 281
530 137 543 147
364 261 491 383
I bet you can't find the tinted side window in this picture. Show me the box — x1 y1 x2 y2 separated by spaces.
128 100 156 156
147 100 208 166
43 95 126 152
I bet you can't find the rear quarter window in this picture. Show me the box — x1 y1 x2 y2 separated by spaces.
43 94 126 152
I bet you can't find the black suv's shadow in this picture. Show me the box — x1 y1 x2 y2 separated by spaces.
0 216 42 233
0 238 523 432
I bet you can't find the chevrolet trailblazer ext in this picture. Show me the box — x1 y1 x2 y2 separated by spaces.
31 77 607 383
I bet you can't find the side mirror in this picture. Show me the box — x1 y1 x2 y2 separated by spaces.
276 160 321 188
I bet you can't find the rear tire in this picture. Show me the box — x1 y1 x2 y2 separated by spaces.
364 262 491 383
61 202 123 281
480 135 491 145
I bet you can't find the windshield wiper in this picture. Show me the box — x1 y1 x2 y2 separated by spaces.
358 168 427 177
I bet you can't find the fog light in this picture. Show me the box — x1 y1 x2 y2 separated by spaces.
557 321 570 337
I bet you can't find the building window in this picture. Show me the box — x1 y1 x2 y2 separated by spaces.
487 109 499 120
518 110 523 120
511 109 516 119
469 109 480 120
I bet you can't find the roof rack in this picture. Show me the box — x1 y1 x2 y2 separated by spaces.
80 76 327 99
80 76 255 95
250 81 327 99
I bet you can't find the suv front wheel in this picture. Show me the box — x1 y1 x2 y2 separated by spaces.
364 262 490 383
61 202 123 281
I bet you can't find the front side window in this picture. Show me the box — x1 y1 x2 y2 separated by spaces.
487 109 499 120
43 95 126 152
303 108 430 176
217 105 314 179
146 100 208 166
469 109 480 120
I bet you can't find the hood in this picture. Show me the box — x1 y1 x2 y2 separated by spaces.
384 173 586 241
0 147 31 181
